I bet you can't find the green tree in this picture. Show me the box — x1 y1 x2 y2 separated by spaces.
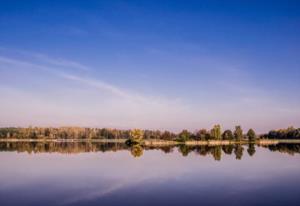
247 129 256 142
222 130 234 140
196 129 210 141
234 126 243 141
210 125 221 140
178 130 191 142
161 131 172 141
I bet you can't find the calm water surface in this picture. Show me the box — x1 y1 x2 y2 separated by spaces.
0 142 300 206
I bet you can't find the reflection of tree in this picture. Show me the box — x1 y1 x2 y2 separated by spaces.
222 145 234 155
179 145 192 156
247 144 256 156
130 145 144 158
0 142 129 154
213 146 222 161
266 143 300 155
1 142 300 160
160 146 173 154
234 144 244 160
196 146 209 156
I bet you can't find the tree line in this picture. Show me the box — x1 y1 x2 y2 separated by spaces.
261 127 300 139
0 125 299 141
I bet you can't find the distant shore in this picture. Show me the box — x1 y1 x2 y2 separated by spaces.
1 138 300 146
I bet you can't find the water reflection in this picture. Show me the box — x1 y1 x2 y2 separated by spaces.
1 142 300 206
130 144 144 157
1 142 300 160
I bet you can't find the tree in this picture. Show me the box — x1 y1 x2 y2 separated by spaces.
196 129 210 141
153 130 162 139
234 126 243 141
129 129 144 143
222 130 234 140
178 130 191 142
161 131 172 141
210 125 221 140
247 129 256 142
3 126 300 142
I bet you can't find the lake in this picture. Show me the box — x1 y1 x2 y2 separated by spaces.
0 142 300 206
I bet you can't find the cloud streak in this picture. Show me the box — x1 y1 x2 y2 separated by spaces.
60 73 133 99
0 54 178 104
0 52 194 131
0 49 300 133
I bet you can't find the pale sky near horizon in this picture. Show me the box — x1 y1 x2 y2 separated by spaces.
0 0 300 133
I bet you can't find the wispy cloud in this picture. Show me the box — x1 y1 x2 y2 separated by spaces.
0 51 193 131
1 49 300 132
60 73 133 99
32 53 90 71
0 54 176 104
0 55 49 70
0 47 90 71
0 50 137 100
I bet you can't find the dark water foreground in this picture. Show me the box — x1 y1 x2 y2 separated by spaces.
0 142 300 206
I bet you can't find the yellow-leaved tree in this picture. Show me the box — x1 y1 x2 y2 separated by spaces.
129 129 144 143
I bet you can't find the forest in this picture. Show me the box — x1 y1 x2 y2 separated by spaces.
0 125 300 141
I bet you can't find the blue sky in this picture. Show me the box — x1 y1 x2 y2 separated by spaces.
0 0 300 132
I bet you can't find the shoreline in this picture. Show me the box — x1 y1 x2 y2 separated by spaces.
1 139 300 146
